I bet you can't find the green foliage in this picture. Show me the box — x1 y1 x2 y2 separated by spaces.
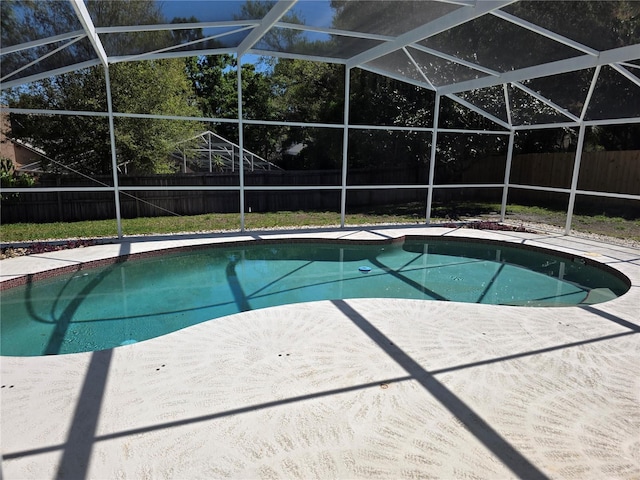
267 59 345 169
7 58 202 175
3 0 639 180
0 156 35 200
0 157 14 176
185 55 237 120
212 155 226 172
4 0 202 175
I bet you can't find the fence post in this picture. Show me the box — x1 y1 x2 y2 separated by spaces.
56 176 63 222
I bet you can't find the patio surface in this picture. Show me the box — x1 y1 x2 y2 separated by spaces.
1 226 639 479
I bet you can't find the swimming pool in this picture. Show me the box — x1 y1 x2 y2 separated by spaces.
0 238 630 356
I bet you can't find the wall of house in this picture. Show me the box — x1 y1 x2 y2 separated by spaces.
0 112 45 170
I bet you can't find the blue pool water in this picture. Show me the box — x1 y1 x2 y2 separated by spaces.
0 239 629 356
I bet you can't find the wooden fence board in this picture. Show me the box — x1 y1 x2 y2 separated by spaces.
2 152 638 224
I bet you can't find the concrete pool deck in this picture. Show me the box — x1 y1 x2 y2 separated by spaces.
1 225 639 479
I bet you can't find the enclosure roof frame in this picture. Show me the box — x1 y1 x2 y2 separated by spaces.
1 0 638 126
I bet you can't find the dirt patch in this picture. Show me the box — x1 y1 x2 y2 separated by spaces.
1 240 96 260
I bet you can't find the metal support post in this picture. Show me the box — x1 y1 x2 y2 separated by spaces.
565 123 587 234
340 66 351 228
104 66 123 239
500 130 515 222
426 93 440 224
237 57 246 231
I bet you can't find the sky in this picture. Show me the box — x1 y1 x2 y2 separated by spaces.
159 0 335 27
157 0 337 70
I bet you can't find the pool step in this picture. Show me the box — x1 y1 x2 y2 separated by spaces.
582 288 618 305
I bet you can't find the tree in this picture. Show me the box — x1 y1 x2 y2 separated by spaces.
7 58 202 175
332 0 640 160
4 0 203 175
1 0 91 77
185 54 280 162
264 59 344 169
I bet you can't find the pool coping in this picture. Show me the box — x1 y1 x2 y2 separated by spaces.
2 224 637 286
2 225 640 479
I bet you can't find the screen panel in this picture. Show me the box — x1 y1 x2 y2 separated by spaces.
420 13 583 74
435 133 508 186
243 124 343 174
349 69 435 127
346 188 426 224
502 1 640 52
347 129 431 186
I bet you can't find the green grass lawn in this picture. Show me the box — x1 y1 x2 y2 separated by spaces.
1 203 639 244
0 210 418 243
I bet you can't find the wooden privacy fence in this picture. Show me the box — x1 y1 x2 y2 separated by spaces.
460 150 639 213
1 167 426 223
1 151 638 223
462 150 640 194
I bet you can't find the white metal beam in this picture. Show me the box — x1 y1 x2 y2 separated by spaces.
347 0 517 69
509 184 571 194
108 27 254 64
503 84 513 126
580 66 601 121
511 117 640 129
445 94 512 130
236 0 297 56
340 67 350 228
1 36 86 82
408 44 501 77
490 10 599 56
348 124 433 132
500 130 515 221
95 21 256 34
436 0 475 6
1 107 108 117
0 30 85 55
429 183 504 189
510 82 580 122
574 190 640 201
565 123 587 234
585 116 640 127
70 0 108 66
103 67 123 238
356 64 435 91
426 93 441 224
512 122 579 131
3 184 636 201
611 63 640 89
403 48 437 90
237 55 246 231
247 48 349 65
0 59 102 91
620 62 640 71
440 43 640 95
9 105 633 131
275 22 393 42
109 48 237 64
